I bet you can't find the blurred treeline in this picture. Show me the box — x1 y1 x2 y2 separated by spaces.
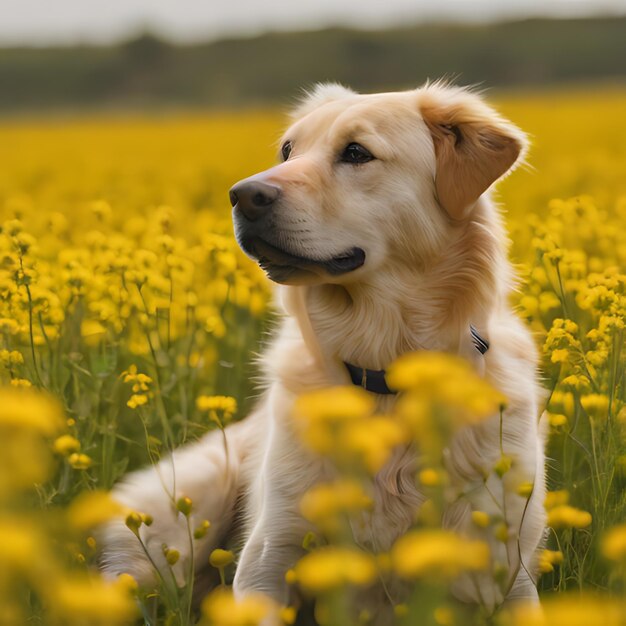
1 15 625 113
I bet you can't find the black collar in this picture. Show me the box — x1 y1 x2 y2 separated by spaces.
343 325 489 395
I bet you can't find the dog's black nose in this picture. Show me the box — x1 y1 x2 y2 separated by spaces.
229 180 280 221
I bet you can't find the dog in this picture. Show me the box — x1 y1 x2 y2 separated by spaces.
100 82 546 623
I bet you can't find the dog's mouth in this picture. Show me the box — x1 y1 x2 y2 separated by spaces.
238 236 365 284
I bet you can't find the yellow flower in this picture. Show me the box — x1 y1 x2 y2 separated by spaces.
127 394 148 409
387 351 469 391
121 365 153 391
209 548 234 569
434 606 455 626
196 395 238 424
471 511 491 528
495 523 509 542
388 352 507 413
115 573 138 594
509 594 625 626
391 530 489 579
163 547 180 565
601 524 626 562
560 374 590 391
201 588 273 626
550 348 570 364
0 387 64 435
0 517 44 571
295 386 374 423
549 391 575 417
194 519 212 539
176 495 193 516
10 378 32 387
494 455 513 477
80 318 107 346
389 353 506 452
0 349 24 367
125 511 144 536
547 505 592 529
48 576 138 625
548 413 568 428
293 547 377 593
338 415 407 473
294 387 386 463
538 549 564 573
585 350 608 367
300 480 372 532
280 606 297 624
0 430 54 492
419 468 443 487
67 490 125 531
545 490 569 510
580 393 610 422
516 482 534 498
68 453 93 470
53 434 81 456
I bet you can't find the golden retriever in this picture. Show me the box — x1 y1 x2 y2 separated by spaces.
101 82 546 623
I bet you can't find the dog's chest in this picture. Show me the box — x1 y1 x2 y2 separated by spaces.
350 445 426 552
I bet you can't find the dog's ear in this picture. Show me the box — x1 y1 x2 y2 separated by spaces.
419 84 528 220
290 83 356 120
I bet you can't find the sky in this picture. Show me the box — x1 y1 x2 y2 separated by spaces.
2 0 626 46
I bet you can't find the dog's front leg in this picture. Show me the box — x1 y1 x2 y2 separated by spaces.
444 410 545 613
233 494 314 626
233 386 324 613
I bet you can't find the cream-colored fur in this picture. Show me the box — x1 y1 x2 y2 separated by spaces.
100 82 546 624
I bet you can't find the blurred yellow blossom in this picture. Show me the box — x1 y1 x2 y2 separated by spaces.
53 434 81 456
293 547 377 593
300 479 372 533
197 395 238 425
294 387 406 471
580 393 610 422
127 394 148 409
547 505 592 529
471 511 491 528
48 576 138 625
545 490 570 510
391 530 489 579
68 453 93 470
387 352 507 415
602 524 626 562
201 588 274 626
80 319 107 346
0 387 64 436
539 549 564 573
67 490 125 531
509 595 626 626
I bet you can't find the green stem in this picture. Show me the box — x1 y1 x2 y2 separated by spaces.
19 255 43 387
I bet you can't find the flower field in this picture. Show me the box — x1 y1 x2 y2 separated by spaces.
0 86 625 625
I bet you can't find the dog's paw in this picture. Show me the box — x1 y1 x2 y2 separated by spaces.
97 517 158 586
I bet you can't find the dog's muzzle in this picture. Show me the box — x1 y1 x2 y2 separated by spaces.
229 177 365 284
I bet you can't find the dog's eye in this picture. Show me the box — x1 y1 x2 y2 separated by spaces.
340 143 375 165
281 141 293 161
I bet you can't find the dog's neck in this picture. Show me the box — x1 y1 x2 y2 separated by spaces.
286 202 510 375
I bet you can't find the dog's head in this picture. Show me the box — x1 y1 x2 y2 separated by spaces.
230 82 527 285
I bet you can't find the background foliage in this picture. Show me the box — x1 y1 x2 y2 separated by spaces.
1 16 625 113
